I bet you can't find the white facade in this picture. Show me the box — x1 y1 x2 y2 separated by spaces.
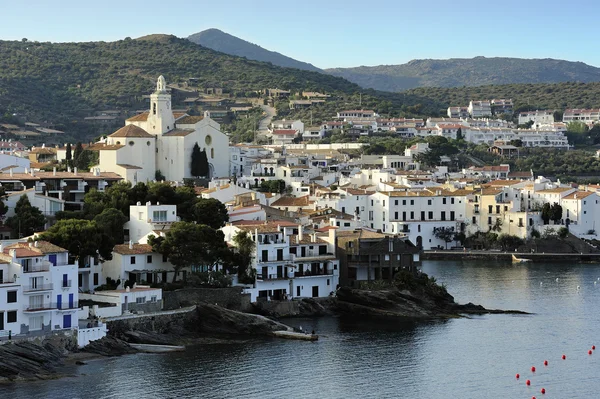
222 223 339 302
94 76 230 183
518 110 555 126
563 109 600 123
0 240 78 337
468 101 492 118
124 202 178 244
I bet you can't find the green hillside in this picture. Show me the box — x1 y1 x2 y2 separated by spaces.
0 35 363 123
188 29 321 72
326 57 600 92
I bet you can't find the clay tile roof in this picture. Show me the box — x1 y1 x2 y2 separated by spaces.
126 112 150 122
109 125 153 138
29 147 57 155
271 195 311 207
176 115 204 125
113 244 154 255
536 187 574 194
563 191 595 200
235 223 282 234
272 129 297 135
162 129 194 137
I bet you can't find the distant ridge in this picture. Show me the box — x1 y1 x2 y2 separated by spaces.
325 57 600 92
187 28 321 72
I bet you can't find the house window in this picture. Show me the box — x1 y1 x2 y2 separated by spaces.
150 296 157 303
153 210 167 222
488 205 493 213
93 273 99 286
135 296 146 304
451 198 455 204
383 200 386 207
441 211 446 221
395 212 398 220
488 217 492 225
450 211 455 221
7 291 17 303
428 211 433 220
131 256 136 265
7 311 17 323
410 200 414 205
472 216 477 224
428 200 432 206
147 255 153 263
410 211 414 220
163 254 168 262
403 200 406 205
395 200 398 206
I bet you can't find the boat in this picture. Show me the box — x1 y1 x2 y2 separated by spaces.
512 254 532 263
129 343 185 353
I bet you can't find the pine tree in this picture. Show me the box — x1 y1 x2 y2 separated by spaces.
73 142 83 168
190 142 202 177
199 148 209 178
6 195 46 237
65 143 72 166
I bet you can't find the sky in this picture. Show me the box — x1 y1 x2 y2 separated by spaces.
1 0 599 69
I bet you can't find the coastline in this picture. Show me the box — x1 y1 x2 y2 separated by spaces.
422 250 600 263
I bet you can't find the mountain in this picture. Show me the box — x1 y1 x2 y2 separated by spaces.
325 57 600 92
188 29 321 72
0 34 361 124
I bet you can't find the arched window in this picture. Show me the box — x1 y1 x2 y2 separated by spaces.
211 148 214 158
152 103 157 115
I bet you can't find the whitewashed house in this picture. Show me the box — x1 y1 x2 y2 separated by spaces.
124 202 178 244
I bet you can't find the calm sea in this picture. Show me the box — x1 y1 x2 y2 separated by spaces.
2 260 600 399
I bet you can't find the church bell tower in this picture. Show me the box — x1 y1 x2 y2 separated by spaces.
147 75 175 135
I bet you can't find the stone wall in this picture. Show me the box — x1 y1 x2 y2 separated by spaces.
163 287 252 312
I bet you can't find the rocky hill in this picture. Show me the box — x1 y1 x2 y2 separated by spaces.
326 57 600 92
188 29 321 72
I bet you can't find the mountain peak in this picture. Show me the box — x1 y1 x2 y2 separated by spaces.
187 29 321 72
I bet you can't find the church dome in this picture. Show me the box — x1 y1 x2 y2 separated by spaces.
109 124 153 138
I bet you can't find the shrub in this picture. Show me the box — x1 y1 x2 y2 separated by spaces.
558 227 569 239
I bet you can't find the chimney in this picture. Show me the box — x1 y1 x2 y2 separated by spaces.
74 167 78 176
53 167 56 176
31 168 34 177
67 166 71 173
298 224 303 241
29 242 33 248
128 240 133 249
9 168 13 177
312 233 316 243
34 241 39 248
137 201 141 206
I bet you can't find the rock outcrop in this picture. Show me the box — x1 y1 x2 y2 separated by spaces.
334 286 527 319
191 303 290 335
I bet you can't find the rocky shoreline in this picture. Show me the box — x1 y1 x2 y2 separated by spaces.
0 283 527 383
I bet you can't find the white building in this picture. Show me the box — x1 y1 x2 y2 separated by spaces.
124 202 178 244
468 101 492 118
518 110 555 126
0 240 78 337
222 222 339 301
447 106 470 119
93 76 229 183
271 129 298 145
563 109 600 124
270 119 304 134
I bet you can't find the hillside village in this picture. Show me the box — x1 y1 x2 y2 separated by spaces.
2 75 600 348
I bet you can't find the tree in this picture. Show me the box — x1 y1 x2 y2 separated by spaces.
550 202 563 224
232 230 255 281
74 149 91 170
73 142 83 167
190 142 202 177
184 198 229 229
497 234 524 251
541 203 551 225
149 222 231 282
0 187 9 224
155 170 165 181
198 148 209 178
456 128 463 140
39 219 113 266
93 208 128 245
65 143 72 165
6 195 46 237
260 179 285 194
433 227 455 249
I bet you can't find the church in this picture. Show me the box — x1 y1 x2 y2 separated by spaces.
93 76 229 183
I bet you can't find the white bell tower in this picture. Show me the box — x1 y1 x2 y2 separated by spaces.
147 75 175 135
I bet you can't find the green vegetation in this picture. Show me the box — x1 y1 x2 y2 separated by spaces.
326 57 600 92
6 195 46 237
188 29 321 72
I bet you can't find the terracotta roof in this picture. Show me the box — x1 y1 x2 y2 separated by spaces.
563 191 595 200
177 116 204 124
89 144 126 151
110 125 153 138
536 187 574 194
117 164 143 169
336 229 386 240
162 129 194 137
235 224 282 234
29 147 57 155
271 195 311 207
126 112 150 122
344 188 375 196
4 241 67 257
113 243 154 255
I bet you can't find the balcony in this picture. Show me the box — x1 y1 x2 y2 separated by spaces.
0 279 16 285
56 301 80 311
25 302 80 312
62 280 73 288
23 264 50 273
257 273 288 281
23 283 54 293
294 270 333 278
259 255 293 264
294 252 336 261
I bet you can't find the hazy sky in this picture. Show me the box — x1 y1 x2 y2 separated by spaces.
1 0 599 69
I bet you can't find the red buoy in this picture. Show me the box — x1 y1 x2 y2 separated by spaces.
516 373 520 379
526 379 531 386
593 345 596 350
562 354 566 360
541 387 546 394
589 350 593 355
543 360 548 366
531 366 536 372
